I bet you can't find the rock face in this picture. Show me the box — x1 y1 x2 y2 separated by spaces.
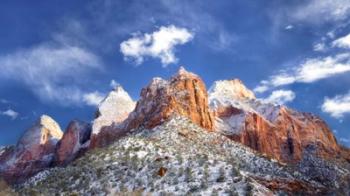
210 80 344 163
90 85 136 148
55 120 91 166
0 115 63 184
125 66 213 131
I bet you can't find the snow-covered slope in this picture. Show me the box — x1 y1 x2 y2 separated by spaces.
16 116 349 195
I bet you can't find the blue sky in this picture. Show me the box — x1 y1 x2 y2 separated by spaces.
0 0 350 146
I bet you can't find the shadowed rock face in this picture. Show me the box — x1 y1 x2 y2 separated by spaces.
209 80 344 163
125 66 213 131
55 120 91 166
0 115 63 184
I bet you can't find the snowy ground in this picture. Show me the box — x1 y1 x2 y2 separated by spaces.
16 116 350 195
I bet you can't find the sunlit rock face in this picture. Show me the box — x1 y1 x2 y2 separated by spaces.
0 115 63 184
55 120 91 166
90 85 135 148
209 80 343 163
125 66 214 131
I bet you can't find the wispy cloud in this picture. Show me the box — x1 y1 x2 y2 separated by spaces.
322 92 350 119
254 54 350 93
0 42 102 106
1 109 19 120
120 25 194 66
340 137 350 144
332 33 350 49
285 25 293 30
83 91 105 106
261 90 296 105
290 0 350 23
313 42 326 52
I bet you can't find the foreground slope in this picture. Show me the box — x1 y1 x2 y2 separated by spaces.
17 116 350 195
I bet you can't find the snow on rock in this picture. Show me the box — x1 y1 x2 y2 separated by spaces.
209 79 255 101
0 115 63 184
92 85 135 135
90 85 135 148
17 116 347 195
209 79 345 164
124 66 214 132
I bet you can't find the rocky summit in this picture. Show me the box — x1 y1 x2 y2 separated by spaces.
0 67 349 195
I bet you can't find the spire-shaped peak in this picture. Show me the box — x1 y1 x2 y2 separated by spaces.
113 84 125 93
178 66 188 75
173 66 198 79
209 79 256 101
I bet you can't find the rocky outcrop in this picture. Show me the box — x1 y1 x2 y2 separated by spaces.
89 67 214 148
90 85 135 148
0 115 63 184
55 120 91 166
210 80 344 163
125 66 213 131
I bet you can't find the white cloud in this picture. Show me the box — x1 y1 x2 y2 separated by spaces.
291 0 350 23
313 42 326 52
322 92 350 118
120 25 194 66
340 138 350 143
83 91 104 106
285 25 293 30
332 33 350 48
254 54 350 92
0 43 102 106
261 90 296 105
1 109 19 120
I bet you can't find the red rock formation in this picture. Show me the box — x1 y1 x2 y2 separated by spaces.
211 79 345 163
55 120 91 166
90 67 214 148
125 66 213 131
0 115 63 184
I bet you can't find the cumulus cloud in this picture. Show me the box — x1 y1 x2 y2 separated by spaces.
0 43 102 106
291 0 350 23
332 33 350 49
1 109 19 120
322 92 350 118
254 54 350 93
261 90 296 105
120 25 194 66
83 91 105 106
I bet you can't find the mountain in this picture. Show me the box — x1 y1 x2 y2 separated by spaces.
0 115 63 184
1 67 350 195
90 85 136 148
55 120 92 166
209 80 344 164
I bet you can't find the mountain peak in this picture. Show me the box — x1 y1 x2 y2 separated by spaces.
174 66 198 78
177 66 187 74
18 115 63 147
209 79 256 101
113 83 124 92
90 86 136 148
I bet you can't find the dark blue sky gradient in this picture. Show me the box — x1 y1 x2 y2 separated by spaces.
0 0 349 147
